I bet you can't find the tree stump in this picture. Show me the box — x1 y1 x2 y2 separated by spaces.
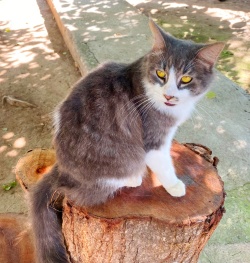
16 141 225 263
16 148 56 192
63 141 225 263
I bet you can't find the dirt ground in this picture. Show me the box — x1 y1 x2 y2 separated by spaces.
0 0 249 214
0 0 81 213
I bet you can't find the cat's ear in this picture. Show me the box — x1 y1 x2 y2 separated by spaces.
197 42 225 67
149 19 166 51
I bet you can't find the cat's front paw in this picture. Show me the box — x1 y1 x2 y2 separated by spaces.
166 180 186 197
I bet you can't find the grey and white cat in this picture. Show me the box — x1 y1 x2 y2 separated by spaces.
30 19 224 263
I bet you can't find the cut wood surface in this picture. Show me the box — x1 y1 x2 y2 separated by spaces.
15 148 56 192
62 141 225 263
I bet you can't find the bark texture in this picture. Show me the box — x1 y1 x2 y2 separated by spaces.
62 141 225 263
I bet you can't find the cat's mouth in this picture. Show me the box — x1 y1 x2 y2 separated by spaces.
163 95 177 107
165 102 176 107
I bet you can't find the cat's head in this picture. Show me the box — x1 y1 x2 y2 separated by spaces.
143 19 224 118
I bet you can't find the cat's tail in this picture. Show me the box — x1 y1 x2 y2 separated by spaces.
30 164 70 263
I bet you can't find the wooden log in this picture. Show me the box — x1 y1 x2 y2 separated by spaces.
15 141 225 263
15 148 56 192
0 214 34 263
62 141 225 263
1 149 55 263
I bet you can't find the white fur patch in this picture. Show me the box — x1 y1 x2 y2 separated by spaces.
99 167 146 189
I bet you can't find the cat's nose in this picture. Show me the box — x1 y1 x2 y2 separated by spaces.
164 95 174 101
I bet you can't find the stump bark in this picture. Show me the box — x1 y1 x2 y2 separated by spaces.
16 141 225 263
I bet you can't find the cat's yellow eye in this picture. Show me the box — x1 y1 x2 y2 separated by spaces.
181 75 193 84
156 70 166 80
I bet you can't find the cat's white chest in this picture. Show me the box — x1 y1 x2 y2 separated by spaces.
170 102 194 126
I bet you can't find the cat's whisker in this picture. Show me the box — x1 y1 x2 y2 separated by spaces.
191 106 215 131
192 107 203 119
159 53 166 66
131 99 155 131
131 101 153 127
121 94 148 113
196 103 215 122
152 50 166 66
198 101 240 124
197 102 250 130
118 98 149 128
184 59 196 72
192 108 207 126
138 100 155 121
49 190 63 213
104 95 148 131
128 98 155 130
124 97 152 124
189 114 196 128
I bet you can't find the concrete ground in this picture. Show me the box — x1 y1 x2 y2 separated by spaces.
1 0 249 262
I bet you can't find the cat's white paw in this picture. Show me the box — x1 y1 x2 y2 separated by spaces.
166 180 186 197
125 176 142 188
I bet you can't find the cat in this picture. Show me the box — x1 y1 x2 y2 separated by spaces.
30 19 224 263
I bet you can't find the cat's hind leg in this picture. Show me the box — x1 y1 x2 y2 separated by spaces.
102 166 146 190
103 175 143 189
123 175 143 187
